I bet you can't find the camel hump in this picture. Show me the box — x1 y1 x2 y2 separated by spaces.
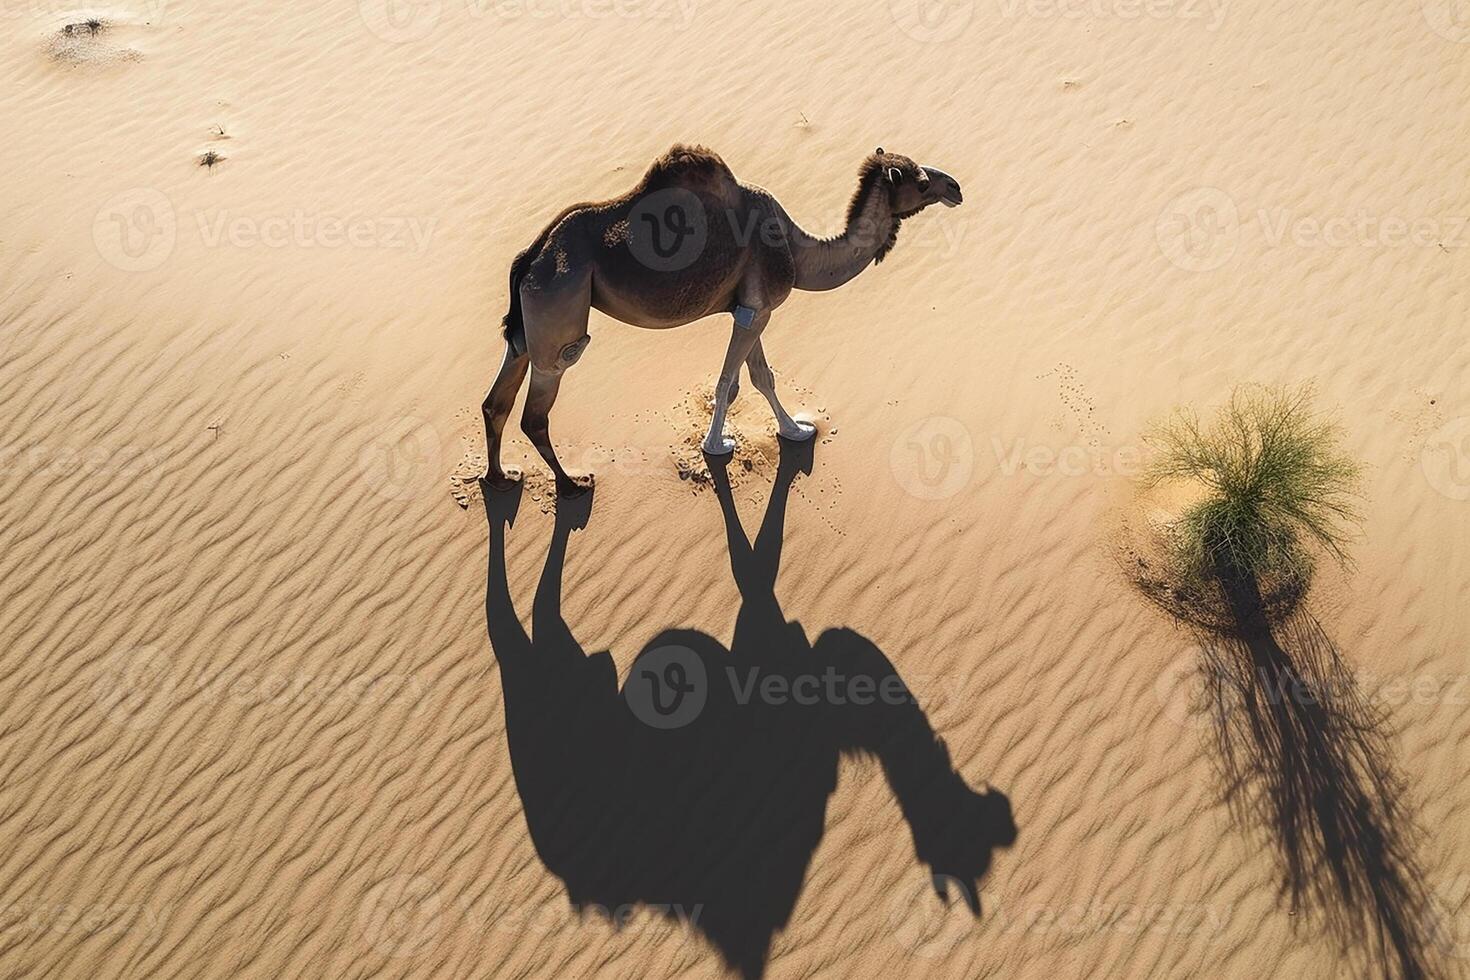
640 143 736 194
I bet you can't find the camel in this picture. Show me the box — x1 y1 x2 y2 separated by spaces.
482 144 963 496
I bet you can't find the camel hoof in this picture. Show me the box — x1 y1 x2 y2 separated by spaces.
557 474 594 498
702 436 737 456
484 466 523 492
778 420 818 442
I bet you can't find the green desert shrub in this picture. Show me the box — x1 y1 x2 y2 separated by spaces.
1144 384 1363 591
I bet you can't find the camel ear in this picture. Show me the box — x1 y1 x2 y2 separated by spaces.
886 166 903 185
875 146 884 156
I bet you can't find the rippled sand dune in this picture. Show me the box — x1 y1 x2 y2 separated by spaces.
2 1 1467 977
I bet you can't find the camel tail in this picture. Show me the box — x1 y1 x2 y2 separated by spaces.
501 247 533 357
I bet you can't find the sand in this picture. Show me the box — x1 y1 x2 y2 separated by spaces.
2 0 1467 976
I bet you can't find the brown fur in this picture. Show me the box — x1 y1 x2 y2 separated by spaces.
847 150 924 263
639 143 735 192
502 145 739 348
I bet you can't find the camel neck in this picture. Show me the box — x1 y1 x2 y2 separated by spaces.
788 175 895 292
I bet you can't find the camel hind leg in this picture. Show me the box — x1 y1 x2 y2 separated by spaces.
522 366 593 498
520 282 594 498
482 344 530 489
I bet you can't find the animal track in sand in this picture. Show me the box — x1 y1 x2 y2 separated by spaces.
1037 362 1108 450
666 384 847 535
448 387 844 527
1388 387 1447 463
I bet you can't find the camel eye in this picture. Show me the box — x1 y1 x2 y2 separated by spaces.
886 167 903 184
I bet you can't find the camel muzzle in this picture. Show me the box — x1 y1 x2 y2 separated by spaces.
922 166 963 207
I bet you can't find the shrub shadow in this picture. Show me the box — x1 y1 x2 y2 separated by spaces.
1126 546 1434 979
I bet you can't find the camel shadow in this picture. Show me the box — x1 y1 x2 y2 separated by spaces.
481 441 1016 979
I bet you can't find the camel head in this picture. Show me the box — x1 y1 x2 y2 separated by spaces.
873 147 963 217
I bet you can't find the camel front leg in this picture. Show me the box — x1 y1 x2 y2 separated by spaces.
702 314 766 455
746 338 816 441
